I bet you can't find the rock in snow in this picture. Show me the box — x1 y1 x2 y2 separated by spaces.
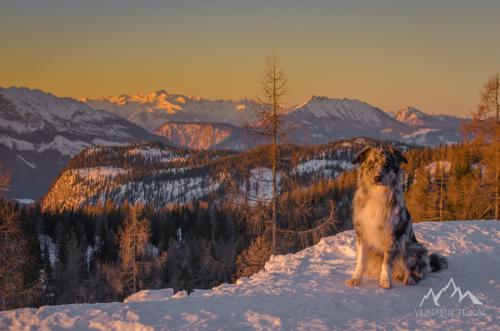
1 221 498 330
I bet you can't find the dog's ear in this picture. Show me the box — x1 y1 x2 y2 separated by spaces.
352 147 372 165
387 146 408 164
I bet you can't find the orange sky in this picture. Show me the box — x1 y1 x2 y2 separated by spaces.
1 1 499 116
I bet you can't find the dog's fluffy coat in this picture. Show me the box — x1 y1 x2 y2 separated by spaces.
346 146 447 289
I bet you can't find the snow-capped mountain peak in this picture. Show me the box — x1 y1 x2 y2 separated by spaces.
85 91 261 131
393 106 431 126
292 96 392 126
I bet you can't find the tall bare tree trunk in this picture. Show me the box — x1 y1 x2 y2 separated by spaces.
495 77 499 221
254 52 287 255
439 169 444 222
132 207 137 292
271 55 278 256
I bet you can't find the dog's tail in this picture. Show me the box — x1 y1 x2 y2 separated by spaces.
429 253 448 272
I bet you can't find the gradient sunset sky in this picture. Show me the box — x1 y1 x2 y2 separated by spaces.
1 0 500 116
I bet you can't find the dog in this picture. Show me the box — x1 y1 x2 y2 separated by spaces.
345 146 447 289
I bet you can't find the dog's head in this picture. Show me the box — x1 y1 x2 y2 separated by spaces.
352 146 407 186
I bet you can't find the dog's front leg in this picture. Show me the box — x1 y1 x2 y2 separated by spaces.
380 244 397 289
345 238 367 286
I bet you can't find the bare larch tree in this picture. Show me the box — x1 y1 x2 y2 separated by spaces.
465 73 500 220
256 52 288 255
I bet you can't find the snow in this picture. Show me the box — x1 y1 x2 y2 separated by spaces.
127 147 185 163
0 133 126 157
36 135 91 156
426 161 452 175
393 106 428 126
85 90 261 130
293 96 389 126
91 139 127 147
38 234 57 268
0 87 116 135
124 289 174 303
401 128 439 139
0 87 145 160
294 159 353 177
2 220 498 330
113 176 222 206
16 155 35 169
0 135 35 151
245 168 281 203
76 167 129 180
14 199 35 204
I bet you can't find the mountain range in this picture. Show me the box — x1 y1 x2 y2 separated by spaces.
1 87 468 199
0 87 169 199
85 91 468 149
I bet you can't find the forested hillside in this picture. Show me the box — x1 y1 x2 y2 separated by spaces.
43 138 394 212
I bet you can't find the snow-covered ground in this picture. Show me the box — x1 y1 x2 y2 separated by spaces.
1 221 498 330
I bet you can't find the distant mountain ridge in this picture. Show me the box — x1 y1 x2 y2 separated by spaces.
392 106 466 129
284 96 407 144
0 87 169 199
83 90 261 131
85 91 467 149
155 121 264 150
391 106 467 145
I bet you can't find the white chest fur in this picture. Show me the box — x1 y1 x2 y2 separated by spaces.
354 185 399 251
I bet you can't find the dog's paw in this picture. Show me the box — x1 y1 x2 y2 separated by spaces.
404 277 416 286
345 278 362 287
379 279 391 289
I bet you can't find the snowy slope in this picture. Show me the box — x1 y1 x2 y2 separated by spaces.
1 220 498 330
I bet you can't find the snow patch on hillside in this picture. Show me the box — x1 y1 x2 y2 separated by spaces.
16 155 35 169
1 221 497 330
294 159 353 177
127 147 185 163
38 234 57 268
76 167 129 180
0 134 127 157
426 161 452 175
401 128 439 138
245 168 281 203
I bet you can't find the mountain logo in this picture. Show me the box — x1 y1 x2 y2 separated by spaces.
419 278 483 307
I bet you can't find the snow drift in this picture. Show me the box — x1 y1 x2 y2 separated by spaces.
0 221 498 330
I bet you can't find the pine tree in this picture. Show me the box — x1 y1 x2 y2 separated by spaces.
56 232 84 304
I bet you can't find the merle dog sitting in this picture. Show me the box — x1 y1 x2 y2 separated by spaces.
345 146 447 289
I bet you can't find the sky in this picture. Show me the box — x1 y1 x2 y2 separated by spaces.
1 0 500 116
